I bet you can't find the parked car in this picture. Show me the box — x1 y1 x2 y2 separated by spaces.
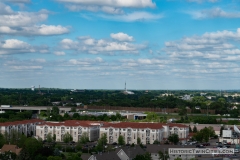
202 143 210 146
234 149 239 153
112 142 117 145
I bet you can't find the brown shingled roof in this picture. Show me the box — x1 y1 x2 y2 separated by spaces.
0 144 22 155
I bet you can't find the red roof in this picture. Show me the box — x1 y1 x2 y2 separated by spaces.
102 122 172 129
168 123 188 128
38 120 102 127
102 122 188 129
0 119 44 126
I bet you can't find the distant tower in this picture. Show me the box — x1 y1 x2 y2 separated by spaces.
125 81 127 91
31 86 35 91
38 85 41 94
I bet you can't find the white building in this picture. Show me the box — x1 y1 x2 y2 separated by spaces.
100 122 188 145
36 120 101 142
0 119 44 136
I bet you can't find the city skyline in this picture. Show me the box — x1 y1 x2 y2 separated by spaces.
1 0 240 90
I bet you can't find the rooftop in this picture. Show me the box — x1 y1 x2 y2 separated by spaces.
0 119 44 126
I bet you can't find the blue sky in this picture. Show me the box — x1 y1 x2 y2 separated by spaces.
1 0 240 90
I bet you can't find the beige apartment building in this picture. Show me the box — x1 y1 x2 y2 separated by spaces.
36 120 101 142
100 122 189 144
0 119 44 136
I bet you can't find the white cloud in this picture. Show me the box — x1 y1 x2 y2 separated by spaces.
110 32 133 41
3 0 31 3
60 34 147 55
99 11 163 22
0 39 48 55
56 0 156 8
54 51 65 56
163 28 240 76
187 0 218 3
65 5 124 14
187 8 240 19
0 4 70 36
69 57 104 65
10 66 42 70
0 2 14 14
0 9 48 27
1 39 29 49
30 59 46 63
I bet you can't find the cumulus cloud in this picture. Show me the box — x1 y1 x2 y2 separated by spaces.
65 5 124 14
187 0 218 3
156 28 240 80
110 32 133 41
187 8 240 19
2 0 31 3
59 33 147 55
0 3 70 36
56 0 160 22
56 0 156 9
54 51 65 56
0 39 48 55
98 11 163 22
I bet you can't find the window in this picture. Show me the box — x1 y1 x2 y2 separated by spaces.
123 129 126 131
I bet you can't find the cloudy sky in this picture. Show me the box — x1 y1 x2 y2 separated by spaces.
1 0 240 90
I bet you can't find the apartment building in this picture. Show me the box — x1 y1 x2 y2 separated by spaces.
100 122 165 145
36 120 101 142
168 123 189 140
0 119 44 136
100 122 188 145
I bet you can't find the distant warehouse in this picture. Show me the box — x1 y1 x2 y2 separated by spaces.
1 105 12 108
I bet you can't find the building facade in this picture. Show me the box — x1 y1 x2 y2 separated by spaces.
36 120 101 142
100 122 189 145
0 119 44 136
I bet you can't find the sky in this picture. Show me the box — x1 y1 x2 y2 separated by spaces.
1 0 240 90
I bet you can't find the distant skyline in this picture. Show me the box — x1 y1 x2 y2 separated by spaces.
1 0 240 90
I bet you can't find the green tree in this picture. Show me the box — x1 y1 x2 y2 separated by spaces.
168 134 179 145
158 150 169 160
178 107 187 116
47 156 62 160
79 132 89 144
133 152 152 160
19 137 43 160
116 112 122 121
189 125 192 133
17 134 27 148
146 112 158 121
53 134 56 141
46 133 53 143
66 152 82 160
174 157 182 160
0 133 6 148
63 132 73 152
52 106 59 116
118 135 125 145
193 126 198 133
137 137 141 145
96 133 107 151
